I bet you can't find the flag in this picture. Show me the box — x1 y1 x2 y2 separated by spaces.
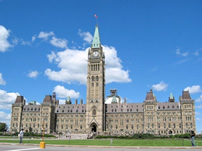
94 14 98 18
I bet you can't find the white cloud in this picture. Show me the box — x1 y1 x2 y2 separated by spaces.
196 104 202 109
152 81 168 91
196 118 202 121
0 89 20 110
184 85 201 94
38 31 54 40
58 99 66 104
176 48 189 57
53 85 79 99
27 71 39 78
193 51 199 56
32 35 36 42
0 73 6 85
11 37 30 46
78 29 93 43
45 45 131 84
0 111 11 128
50 37 67 48
175 58 190 65
0 25 11 52
196 95 202 102
47 51 57 63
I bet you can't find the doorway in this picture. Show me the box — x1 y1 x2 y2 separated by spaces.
90 123 97 132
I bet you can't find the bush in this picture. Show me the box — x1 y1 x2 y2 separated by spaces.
23 132 55 137
174 133 190 138
196 134 202 138
96 133 194 139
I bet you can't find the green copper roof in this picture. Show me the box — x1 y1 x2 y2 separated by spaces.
170 93 174 99
112 96 117 103
92 25 101 48
66 96 71 102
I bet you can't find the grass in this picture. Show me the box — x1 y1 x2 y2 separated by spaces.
0 138 202 146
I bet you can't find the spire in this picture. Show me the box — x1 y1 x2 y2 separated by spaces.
92 25 101 48
169 93 175 102
170 93 174 99
112 96 117 104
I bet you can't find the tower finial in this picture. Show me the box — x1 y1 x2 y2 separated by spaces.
92 24 101 48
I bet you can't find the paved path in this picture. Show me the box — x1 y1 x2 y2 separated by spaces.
0 143 202 151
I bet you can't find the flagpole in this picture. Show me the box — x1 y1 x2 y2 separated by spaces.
94 14 98 26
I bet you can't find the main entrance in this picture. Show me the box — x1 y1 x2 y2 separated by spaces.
90 123 97 132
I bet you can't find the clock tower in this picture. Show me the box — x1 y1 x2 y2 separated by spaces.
86 25 106 133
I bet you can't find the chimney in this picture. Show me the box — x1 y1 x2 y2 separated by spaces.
75 99 78 105
80 99 83 104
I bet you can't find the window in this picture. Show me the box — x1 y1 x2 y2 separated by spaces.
92 109 96 116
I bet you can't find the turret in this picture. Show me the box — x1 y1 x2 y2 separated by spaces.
168 93 175 102
144 89 157 102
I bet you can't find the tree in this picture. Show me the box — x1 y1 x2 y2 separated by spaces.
0 123 8 132
29 127 32 132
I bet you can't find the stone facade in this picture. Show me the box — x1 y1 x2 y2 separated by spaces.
10 26 196 135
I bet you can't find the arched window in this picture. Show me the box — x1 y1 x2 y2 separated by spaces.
92 76 94 81
96 76 99 81
92 109 96 116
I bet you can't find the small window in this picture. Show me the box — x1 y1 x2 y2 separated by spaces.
92 109 96 116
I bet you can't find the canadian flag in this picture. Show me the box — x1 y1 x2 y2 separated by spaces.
94 14 98 18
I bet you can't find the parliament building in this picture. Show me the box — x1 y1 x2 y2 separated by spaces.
10 26 196 136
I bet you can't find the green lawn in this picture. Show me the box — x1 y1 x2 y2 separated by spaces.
0 139 202 146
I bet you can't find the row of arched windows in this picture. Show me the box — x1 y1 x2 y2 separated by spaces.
91 64 100 71
92 76 99 81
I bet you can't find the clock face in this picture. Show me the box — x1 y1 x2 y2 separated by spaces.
93 51 99 57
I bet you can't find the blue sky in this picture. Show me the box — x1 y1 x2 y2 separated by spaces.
0 0 202 133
